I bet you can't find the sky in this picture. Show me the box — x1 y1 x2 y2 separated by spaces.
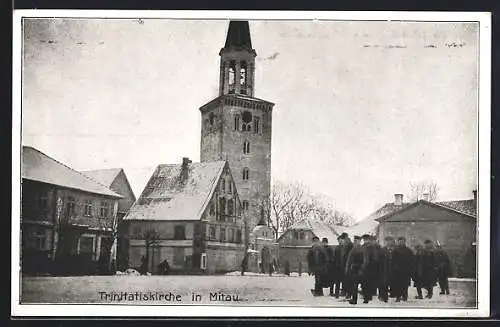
20 17 479 220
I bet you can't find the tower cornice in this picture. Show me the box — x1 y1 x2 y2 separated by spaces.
199 94 274 114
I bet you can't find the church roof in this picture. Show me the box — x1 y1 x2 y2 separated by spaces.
124 161 227 221
81 168 122 187
224 20 253 49
22 146 122 198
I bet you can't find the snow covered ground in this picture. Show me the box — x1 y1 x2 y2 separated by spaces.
20 274 476 307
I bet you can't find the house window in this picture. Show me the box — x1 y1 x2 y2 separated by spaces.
220 228 226 242
228 181 232 194
243 141 250 154
79 236 94 255
38 191 49 210
173 247 185 266
254 116 260 134
242 111 252 131
236 230 242 243
209 225 216 240
66 196 76 217
299 231 305 240
229 228 235 242
209 203 215 216
293 231 299 239
27 228 46 250
219 198 226 220
242 200 249 211
84 200 92 217
242 168 249 181
234 114 240 131
174 225 186 240
200 253 207 270
227 199 234 216
99 201 109 218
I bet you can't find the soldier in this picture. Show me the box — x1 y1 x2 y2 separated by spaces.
346 235 369 304
332 235 344 298
360 234 376 303
415 240 438 299
341 233 354 298
307 236 328 296
370 235 383 301
434 242 451 295
391 236 414 302
322 237 336 296
412 244 425 299
378 236 395 302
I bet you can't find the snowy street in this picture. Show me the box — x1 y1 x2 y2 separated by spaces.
21 274 476 307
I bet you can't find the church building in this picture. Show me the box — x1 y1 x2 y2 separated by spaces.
199 21 274 236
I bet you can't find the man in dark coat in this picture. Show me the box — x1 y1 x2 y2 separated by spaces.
369 235 383 301
322 237 336 296
307 236 328 296
391 236 414 302
412 244 425 299
332 235 344 298
158 258 171 275
434 242 451 295
340 233 354 298
360 234 376 303
415 240 438 298
378 236 395 302
346 235 369 304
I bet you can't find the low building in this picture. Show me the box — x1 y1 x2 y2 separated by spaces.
278 220 342 274
81 168 136 271
247 223 278 273
376 191 477 277
123 158 245 274
21 146 122 276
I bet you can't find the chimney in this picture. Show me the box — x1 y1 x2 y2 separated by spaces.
422 192 430 202
394 193 403 206
180 157 192 183
473 189 477 203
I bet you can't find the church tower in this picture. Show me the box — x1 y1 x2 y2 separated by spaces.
200 20 274 235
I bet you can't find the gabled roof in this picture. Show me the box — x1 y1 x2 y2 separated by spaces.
81 168 122 187
280 220 342 245
437 199 477 217
124 161 227 221
22 146 122 198
375 199 476 223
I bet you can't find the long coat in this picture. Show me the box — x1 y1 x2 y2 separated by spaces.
414 248 438 288
346 245 368 280
322 245 336 285
434 248 452 277
380 246 395 286
392 245 414 287
307 244 328 276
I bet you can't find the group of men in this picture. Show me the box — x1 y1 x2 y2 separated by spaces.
307 232 452 305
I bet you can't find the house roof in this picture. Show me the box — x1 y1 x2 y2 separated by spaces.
22 146 122 198
281 220 343 245
376 199 477 223
436 199 477 217
81 168 122 187
124 161 227 221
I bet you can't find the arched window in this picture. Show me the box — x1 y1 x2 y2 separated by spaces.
234 114 240 131
209 203 215 216
242 168 249 181
242 200 249 211
220 178 225 193
254 116 260 134
243 141 250 154
240 61 247 95
228 181 232 194
209 113 215 126
219 198 226 218
227 199 234 216
228 60 236 94
242 111 252 131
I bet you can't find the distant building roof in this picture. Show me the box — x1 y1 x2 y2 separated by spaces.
22 146 122 198
81 168 122 187
436 199 477 217
282 220 343 245
124 161 227 221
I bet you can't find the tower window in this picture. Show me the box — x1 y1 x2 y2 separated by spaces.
209 113 215 126
219 198 226 219
242 168 249 181
228 61 236 94
243 141 250 154
240 61 247 95
220 227 226 242
242 111 252 131
228 181 232 194
254 116 260 134
242 200 249 211
234 114 240 131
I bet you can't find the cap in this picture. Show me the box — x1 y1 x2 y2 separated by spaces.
397 236 406 241
340 232 348 239
322 237 328 243
424 239 433 244
312 236 320 241
354 235 361 240
361 234 371 240
384 236 394 241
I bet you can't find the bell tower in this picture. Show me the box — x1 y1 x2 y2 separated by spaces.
199 20 274 235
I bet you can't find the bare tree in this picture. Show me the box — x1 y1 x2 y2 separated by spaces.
407 180 440 202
